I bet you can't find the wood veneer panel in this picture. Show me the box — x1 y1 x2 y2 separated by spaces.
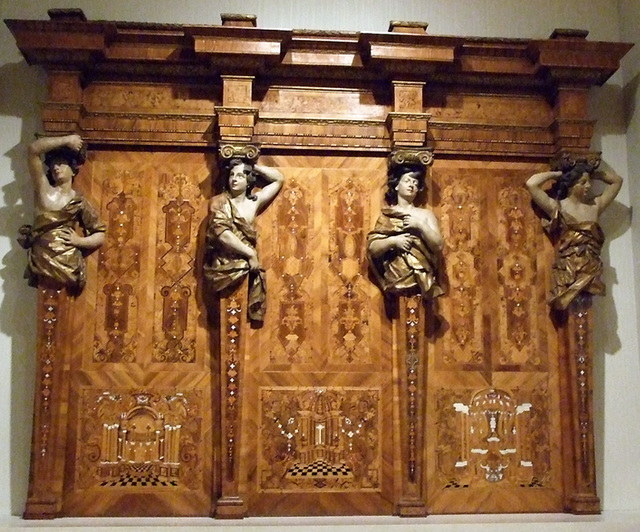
61 151 215 517
9 10 632 519
424 160 563 513
235 155 395 516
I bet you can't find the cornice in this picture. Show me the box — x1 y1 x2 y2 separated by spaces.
5 12 632 89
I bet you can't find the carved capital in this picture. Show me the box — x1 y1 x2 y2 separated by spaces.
551 151 601 172
390 148 434 168
219 143 260 162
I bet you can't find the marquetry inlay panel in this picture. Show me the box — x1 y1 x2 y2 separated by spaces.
84 84 217 114
260 160 383 373
234 156 394 516
425 161 562 514
61 151 214 517
94 168 143 363
259 387 381 492
435 385 550 489
327 177 371 366
10 11 628 519
153 172 206 363
438 175 484 368
496 182 545 369
268 173 317 367
74 389 204 490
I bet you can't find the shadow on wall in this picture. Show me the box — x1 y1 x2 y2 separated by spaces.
588 78 632 358
622 70 640 130
590 163 632 510
589 81 628 138
0 59 48 515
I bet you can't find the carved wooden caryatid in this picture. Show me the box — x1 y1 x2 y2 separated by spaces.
19 134 106 294
527 153 622 312
5 8 633 520
367 148 443 516
204 144 284 517
16 134 106 518
204 144 284 323
527 152 622 513
367 151 443 301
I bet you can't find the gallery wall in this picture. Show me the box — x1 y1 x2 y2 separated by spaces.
620 0 640 384
0 0 638 525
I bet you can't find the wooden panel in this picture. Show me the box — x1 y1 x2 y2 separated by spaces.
260 87 386 119
61 151 214 517
235 155 395 516
425 160 563 513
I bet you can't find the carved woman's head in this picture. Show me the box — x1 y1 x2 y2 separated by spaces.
224 158 257 200
385 163 426 205
551 161 595 201
44 145 86 187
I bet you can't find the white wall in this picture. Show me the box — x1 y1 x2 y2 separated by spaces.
620 6 640 508
0 0 638 528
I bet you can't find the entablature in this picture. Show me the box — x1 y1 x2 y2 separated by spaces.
5 9 632 157
6 9 631 88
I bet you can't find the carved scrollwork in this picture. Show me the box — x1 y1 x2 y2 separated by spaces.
390 149 434 168
219 143 260 162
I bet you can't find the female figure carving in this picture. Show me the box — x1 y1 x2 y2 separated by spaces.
526 160 622 310
18 134 105 294
367 163 444 299
204 157 284 321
